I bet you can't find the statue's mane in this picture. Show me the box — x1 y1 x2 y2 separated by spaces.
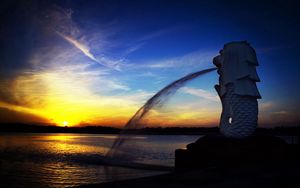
222 41 260 83
220 41 261 98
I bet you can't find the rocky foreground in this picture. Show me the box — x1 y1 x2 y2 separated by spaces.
80 135 300 188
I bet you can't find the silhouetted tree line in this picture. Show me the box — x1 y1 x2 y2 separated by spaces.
0 123 120 134
0 123 299 135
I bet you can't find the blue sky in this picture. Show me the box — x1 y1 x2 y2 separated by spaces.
0 0 299 127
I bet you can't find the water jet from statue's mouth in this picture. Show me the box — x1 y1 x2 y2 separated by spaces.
106 67 217 158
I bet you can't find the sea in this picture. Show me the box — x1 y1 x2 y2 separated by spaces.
0 133 200 187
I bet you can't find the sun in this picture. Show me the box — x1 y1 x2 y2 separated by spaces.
62 121 69 127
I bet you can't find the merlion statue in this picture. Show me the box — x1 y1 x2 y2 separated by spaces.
213 41 261 138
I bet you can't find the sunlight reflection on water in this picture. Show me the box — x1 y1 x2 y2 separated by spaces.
0 133 199 187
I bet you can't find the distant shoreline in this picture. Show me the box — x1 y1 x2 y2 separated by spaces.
0 123 299 136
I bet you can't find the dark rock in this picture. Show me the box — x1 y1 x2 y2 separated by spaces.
175 134 300 171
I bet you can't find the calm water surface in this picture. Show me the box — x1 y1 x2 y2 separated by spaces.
0 133 199 187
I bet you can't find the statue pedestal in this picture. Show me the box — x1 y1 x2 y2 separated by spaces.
175 135 299 171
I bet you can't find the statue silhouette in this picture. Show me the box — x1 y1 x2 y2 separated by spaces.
213 41 261 138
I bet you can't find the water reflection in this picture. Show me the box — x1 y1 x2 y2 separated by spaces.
0 133 112 156
0 133 198 187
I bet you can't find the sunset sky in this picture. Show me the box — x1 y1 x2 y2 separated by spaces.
1 0 300 127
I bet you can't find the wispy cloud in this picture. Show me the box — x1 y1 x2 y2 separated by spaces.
270 110 289 115
56 33 97 62
137 25 187 43
120 28 180 57
138 50 216 69
44 5 121 70
259 101 275 111
57 32 122 71
181 87 219 102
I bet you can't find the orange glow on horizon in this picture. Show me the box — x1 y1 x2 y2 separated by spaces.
0 69 221 127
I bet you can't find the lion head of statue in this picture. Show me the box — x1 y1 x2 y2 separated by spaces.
213 41 261 99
